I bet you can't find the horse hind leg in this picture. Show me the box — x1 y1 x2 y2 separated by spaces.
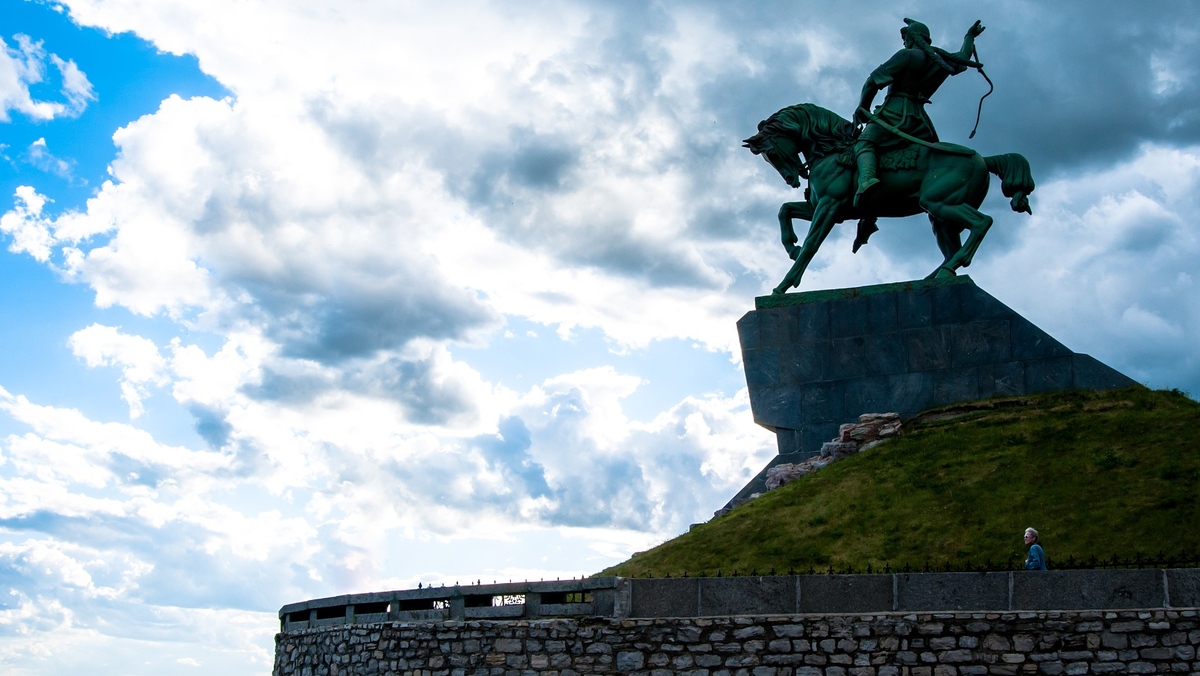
929 215 963 265
920 201 993 278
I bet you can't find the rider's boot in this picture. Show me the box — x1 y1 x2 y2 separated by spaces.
854 145 879 207
852 217 879 253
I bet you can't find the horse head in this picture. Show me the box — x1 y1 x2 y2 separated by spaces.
744 126 805 188
745 104 857 189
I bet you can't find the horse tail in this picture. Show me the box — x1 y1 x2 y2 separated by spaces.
984 153 1035 214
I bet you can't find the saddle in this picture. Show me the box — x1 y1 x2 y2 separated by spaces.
835 145 920 255
836 144 921 172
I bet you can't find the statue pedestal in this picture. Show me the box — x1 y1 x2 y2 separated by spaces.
724 276 1136 510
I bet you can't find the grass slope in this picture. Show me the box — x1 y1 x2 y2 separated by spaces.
601 388 1200 577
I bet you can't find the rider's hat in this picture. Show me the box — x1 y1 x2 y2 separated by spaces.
901 18 931 44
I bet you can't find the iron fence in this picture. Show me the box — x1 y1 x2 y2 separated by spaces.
636 550 1200 578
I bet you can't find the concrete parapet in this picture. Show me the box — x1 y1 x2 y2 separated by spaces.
799 573 892 613
699 575 796 616
1168 568 1200 607
896 571 1009 611
628 578 698 618
278 568 1199 631
1013 568 1165 610
279 576 621 631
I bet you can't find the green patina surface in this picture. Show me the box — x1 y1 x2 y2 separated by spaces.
744 19 1035 293
755 274 972 309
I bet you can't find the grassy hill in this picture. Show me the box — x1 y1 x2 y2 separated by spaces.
601 387 1200 577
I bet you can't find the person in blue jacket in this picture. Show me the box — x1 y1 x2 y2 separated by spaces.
1024 527 1047 570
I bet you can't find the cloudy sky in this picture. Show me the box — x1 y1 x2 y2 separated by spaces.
0 0 1197 672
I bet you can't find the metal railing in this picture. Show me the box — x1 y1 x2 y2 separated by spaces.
623 550 1200 578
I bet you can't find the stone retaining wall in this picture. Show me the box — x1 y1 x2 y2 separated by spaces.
273 608 1200 675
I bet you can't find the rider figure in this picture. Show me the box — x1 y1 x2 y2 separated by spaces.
853 18 986 206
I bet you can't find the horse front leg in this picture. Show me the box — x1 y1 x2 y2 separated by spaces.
773 198 845 294
778 201 814 260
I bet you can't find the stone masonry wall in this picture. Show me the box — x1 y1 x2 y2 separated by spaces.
274 608 1200 676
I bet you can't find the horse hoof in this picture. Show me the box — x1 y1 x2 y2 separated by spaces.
934 266 957 278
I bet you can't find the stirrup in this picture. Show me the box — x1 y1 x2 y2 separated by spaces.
853 178 879 207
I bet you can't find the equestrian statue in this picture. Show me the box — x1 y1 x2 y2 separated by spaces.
744 18 1035 294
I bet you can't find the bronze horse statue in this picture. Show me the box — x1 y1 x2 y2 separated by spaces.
744 103 1034 294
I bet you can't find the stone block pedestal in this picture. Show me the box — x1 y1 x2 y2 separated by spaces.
725 276 1137 509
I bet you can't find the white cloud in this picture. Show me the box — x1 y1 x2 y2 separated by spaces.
0 385 232 491
0 591 86 661
24 138 74 179
61 0 591 106
0 357 770 670
48 53 94 113
0 187 55 262
69 324 169 418
0 35 94 122
0 539 126 597
2 3 769 359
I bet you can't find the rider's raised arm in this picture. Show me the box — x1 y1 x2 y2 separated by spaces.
953 20 986 61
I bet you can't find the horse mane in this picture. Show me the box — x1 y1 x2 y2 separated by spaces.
756 104 858 159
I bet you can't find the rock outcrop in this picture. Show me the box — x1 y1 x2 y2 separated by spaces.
763 412 901 493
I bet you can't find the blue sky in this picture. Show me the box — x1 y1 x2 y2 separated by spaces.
1 0 1198 673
